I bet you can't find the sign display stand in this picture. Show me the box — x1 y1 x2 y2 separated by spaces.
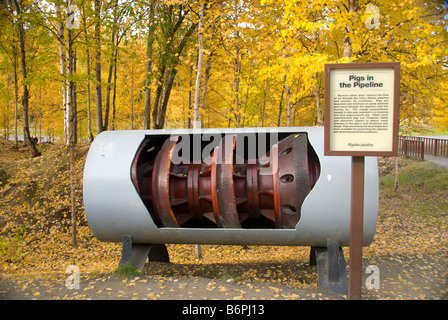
349 155 365 299
324 62 400 299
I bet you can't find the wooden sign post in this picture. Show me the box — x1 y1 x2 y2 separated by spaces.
324 62 400 300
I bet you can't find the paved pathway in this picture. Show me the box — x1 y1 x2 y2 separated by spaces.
412 135 448 169
419 136 448 140
424 155 448 169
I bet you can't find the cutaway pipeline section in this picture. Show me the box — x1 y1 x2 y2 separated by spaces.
131 133 320 229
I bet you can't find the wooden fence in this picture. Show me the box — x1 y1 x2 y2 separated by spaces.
399 137 425 159
400 136 448 157
399 136 448 159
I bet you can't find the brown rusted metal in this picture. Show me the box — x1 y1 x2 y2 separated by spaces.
277 134 311 228
152 137 180 227
132 133 320 229
213 136 241 228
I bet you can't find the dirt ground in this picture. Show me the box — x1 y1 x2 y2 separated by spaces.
0 248 446 301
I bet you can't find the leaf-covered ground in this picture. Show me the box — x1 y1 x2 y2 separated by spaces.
0 139 446 300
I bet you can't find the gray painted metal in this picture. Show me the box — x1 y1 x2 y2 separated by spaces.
83 127 379 247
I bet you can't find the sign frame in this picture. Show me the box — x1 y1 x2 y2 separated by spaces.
324 62 400 157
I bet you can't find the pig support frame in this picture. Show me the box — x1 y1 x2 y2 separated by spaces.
117 235 348 296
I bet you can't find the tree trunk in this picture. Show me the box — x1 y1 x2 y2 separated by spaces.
69 128 77 248
261 81 268 127
193 2 205 128
38 86 42 143
188 61 193 128
131 64 134 130
112 49 118 130
394 157 399 192
144 0 156 130
152 17 197 129
3 75 11 140
343 0 358 58
313 73 322 126
241 60 253 127
82 9 94 142
261 56 269 127
14 0 39 157
151 64 165 129
86 64 93 140
67 13 77 248
277 74 286 126
286 84 291 126
343 37 352 58
201 45 213 118
104 64 113 131
95 0 104 134
56 4 68 145
233 0 240 127
74 52 78 143
193 2 205 259
195 245 202 260
156 68 177 128
104 0 118 131
285 65 291 127
310 27 323 127
12 42 19 148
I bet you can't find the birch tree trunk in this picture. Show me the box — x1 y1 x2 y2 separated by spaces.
56 4 68 145
193 2 204 128
144 0 156 129
193 2 205 260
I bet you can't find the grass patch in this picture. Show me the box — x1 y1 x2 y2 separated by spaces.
219 270 239 281
111 264 143 277
0 168 8 186
380 159 448 194
379 158 448 227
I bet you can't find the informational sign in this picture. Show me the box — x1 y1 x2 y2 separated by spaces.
324 62 400 300
324 62 400 156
